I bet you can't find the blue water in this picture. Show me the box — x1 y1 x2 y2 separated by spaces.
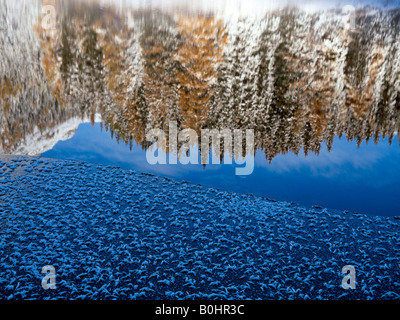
42 123 400 217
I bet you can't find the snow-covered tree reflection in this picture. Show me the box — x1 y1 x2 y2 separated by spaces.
1 0 400 162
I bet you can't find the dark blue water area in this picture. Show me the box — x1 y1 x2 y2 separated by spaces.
42 122 400 217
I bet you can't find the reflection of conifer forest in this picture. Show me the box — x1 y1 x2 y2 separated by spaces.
1 0 400 162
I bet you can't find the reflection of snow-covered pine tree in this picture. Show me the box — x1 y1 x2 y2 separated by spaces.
256 13 281 120
95 11 144 142
138 12 180 132
0 0 63 152
209 17 265 130
369 11 400 145
263 10 310 158
176 16 227 132
59 14 107 115
294 11 344 144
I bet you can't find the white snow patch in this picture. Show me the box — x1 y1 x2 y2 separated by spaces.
5 114 103 156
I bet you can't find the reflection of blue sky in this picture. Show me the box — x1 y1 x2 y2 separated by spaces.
259 136 400 187
42 123 400 217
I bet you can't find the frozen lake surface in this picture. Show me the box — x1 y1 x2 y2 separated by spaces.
0 157 399 299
